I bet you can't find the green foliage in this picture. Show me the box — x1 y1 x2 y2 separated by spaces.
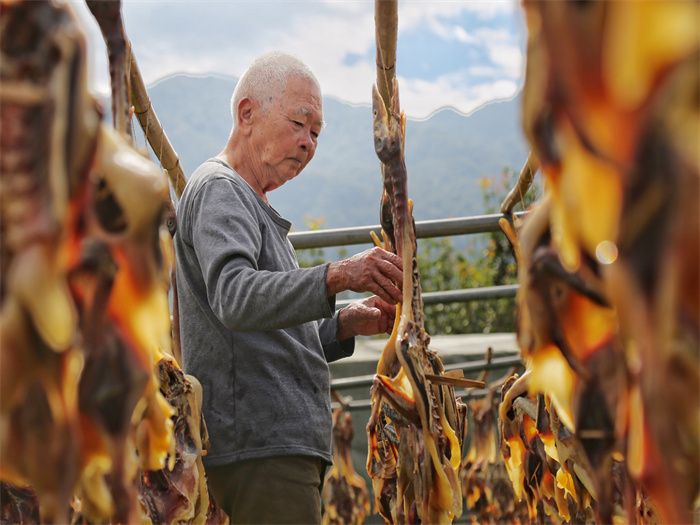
418 167 540 335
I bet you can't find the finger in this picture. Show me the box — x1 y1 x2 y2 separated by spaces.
378 258 404 286
374 276 401 304
372 286 395 305
375 249 402 271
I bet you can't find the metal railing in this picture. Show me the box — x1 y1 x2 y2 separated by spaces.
288 212 525 249
330 355 525 410
289 211 525 308
331 355 523 391
337 284 518 309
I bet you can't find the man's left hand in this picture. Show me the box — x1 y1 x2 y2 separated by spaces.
337 296 397 341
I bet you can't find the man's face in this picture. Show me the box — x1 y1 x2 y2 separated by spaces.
252 76 323 193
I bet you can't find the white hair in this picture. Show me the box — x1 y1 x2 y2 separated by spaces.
230 51 321 127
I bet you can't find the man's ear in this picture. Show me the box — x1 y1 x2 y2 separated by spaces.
237 97 254 134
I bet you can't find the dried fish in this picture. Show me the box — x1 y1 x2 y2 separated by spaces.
323 407 371 525
366 80 466 525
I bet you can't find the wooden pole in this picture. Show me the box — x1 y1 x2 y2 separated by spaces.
128 51 188 198
374 0 398 112
500 151 540 213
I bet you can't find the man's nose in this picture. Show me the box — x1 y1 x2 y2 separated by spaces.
298 129 314 151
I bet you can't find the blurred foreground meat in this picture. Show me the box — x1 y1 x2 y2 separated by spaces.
323 407 371 525
0 1 218 522
498 2 699 522
366 79 467 525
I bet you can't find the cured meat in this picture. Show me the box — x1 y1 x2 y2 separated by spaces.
0 1 175 521
366 79 467 525
0 2 98 521
322 407 371 525
138 358 228 525
499 206 641 524
460 384 529 524
67 121 175 524
514 1 699 522
1 482 40 524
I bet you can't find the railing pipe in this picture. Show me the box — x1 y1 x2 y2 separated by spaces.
289 212 526 250
336 284 518 309
330 355 523 390
331 385 512 411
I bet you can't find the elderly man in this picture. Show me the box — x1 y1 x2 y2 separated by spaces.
174 51 403 524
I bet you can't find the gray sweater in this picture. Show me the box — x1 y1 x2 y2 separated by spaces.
174 158 353 467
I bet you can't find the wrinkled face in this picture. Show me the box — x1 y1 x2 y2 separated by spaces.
252 75 323 193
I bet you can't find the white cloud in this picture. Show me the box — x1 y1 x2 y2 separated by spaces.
68 1 525 118
397 75 519 120
488 43 523 78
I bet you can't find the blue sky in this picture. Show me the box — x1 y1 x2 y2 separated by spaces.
70 1 526 119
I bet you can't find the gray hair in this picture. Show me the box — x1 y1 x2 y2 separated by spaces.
230 51 321 126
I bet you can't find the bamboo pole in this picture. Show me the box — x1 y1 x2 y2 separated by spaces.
500 151 540 213
375 0 398 111
128 51 188 198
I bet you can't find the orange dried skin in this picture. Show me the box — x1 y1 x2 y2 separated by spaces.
323 409 371 525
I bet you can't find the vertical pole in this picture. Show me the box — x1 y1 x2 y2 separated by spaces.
375 0 398 112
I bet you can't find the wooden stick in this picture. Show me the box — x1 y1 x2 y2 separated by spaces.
424 374 485 389
375 0 398 112
512 396 538 421
500 151 540 213
128 49 188 198
477 346 494 383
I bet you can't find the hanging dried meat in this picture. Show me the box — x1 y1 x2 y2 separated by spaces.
137 358 229 525
497 203 662 524
0 1 100 521
0 482 40 524
460 385 529 525
510 1 700 523
1 0 177 521
365 4 467 524
322 406 371 525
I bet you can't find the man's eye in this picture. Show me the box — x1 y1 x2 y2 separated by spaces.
293 121 303 127
311 131 319 139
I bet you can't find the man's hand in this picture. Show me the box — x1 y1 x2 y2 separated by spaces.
337 296 397 341
326 247 403 304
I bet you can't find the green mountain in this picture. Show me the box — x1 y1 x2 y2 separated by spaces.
145 74 529 231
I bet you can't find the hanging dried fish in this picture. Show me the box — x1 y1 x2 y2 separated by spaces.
460 385 529 524
323 406 371 525
499 204 634 524
137 358 228 525
0 1 98 521
365 6 467 519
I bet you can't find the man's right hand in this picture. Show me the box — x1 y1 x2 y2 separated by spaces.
326 247 403 304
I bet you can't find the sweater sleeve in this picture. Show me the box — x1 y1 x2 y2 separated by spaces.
318 297 355 363
189 177 334 332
